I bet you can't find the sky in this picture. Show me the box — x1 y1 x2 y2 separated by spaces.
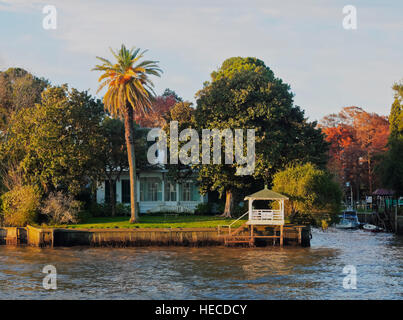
0 0 402 121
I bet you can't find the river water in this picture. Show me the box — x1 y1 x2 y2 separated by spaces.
0 228 401 300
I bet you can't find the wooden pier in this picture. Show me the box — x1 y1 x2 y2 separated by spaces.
220 223 310 247
218 187 311 247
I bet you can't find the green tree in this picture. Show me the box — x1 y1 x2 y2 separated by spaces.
98 117 128 216
0 67 48 131
93 45 162 223
194 57 328 217
389 82 403 139
272 163 342 225
163 101 196 183
0 85 105 196
377 82 403 197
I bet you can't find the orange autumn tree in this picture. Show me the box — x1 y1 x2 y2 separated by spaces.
134 91 178 128
320 106 389 197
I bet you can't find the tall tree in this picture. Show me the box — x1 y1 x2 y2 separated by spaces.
0 68 48 131
0 85 105 196
389 81 403 139
195 57 328 217
320 106 389 196
378 81 403 197
93 45 162 223
162 101 196 183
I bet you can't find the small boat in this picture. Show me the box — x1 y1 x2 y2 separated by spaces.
362 224 384 232
335 209 360 229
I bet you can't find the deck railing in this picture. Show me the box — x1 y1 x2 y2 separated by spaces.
218 211 249 235
250 209 283 222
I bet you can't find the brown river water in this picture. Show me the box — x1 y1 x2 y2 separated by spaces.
0 228 402 300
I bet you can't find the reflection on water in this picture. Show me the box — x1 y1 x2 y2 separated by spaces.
0 229 402 300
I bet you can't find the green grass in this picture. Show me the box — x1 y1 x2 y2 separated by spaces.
50 215 246 229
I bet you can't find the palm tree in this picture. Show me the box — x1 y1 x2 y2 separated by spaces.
93 45 162 223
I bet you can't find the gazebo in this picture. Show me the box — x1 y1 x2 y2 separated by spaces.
244 187 288 225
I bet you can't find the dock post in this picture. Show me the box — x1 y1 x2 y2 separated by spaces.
298 227 302 245
280 225 283 247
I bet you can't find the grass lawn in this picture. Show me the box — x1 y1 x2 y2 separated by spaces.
50 215 246 229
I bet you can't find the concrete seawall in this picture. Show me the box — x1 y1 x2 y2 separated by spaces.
0 225 311 248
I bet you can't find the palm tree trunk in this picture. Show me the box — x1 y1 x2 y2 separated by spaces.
124 105 138 223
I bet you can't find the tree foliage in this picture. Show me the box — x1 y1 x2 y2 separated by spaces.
377 82 403 196
135 90 180 128
272 163 342 224
320 106 389 195
1 85 105 196
0 184 41 227
0 67 48 131
194 57 329 216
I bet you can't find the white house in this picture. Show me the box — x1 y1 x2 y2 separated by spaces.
96 128 209 213
96 169 207 213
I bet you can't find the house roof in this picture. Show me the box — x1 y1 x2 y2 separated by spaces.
244 187 289 200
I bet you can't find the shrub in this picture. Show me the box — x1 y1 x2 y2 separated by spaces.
76 210 92 223
41 192 82 224
273 163 342 224
194 202 213 215
0 185 41 226
88 202 130 217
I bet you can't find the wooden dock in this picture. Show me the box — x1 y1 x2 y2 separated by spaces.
220 223 310 247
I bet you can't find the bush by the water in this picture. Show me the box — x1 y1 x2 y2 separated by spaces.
273 162 342 225
41 192 82 224
0 185 41 227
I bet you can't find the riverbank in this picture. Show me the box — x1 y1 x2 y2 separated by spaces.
0 223 311 248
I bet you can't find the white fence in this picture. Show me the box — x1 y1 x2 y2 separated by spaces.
250 209 284 224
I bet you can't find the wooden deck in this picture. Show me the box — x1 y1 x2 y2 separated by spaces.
221 223 309 247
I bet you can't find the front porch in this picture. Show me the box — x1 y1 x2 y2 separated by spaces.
96 171 207 214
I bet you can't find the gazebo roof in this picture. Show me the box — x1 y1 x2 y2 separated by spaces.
244 187 289 200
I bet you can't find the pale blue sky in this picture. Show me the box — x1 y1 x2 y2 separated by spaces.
0 0 402 120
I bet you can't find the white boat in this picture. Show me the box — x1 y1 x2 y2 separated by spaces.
362 224 384 232
335 209 360 229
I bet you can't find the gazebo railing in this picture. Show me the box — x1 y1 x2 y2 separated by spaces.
251 209 283 222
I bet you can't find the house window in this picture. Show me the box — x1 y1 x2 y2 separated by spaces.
104 180 116 204
179 182 200 201
165 181 177 201
121 180 130 204
140 178 162 201
182 182 191 201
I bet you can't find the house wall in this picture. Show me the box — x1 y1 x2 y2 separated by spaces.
96 171 207 214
